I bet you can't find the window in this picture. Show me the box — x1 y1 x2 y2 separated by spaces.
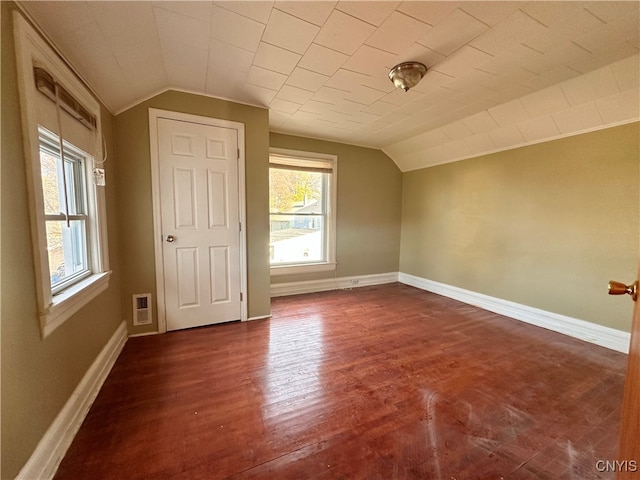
14 13 110 337
39 128 91 293
269 148 337 275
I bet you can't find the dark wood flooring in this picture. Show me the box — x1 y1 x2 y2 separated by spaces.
54 283 627 479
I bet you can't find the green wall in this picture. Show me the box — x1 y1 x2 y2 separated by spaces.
114 91 271 334
1 3 124 478
400 122 639 332
269 133 403 284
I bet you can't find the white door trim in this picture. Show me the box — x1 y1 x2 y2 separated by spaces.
149 108 248 333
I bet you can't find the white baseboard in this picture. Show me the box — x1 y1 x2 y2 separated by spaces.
248 315 272 321
398 273 630 354
16 321 128 480
271 272 399 298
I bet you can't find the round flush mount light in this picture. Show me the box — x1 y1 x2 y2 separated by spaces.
388 62 427 92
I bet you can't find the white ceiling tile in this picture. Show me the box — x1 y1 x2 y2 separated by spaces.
276 85 314 104
311 86 350 104
519 66 580 92
270 98 302 114
393 43 445 70
211 6 265 52
552 102 604 134
459 2 524 26
298 44 349 76
584 1 639 22
21 1 95 37
214 1 274 24
366 12 432 55
269 110 290 129
349 85 386 105
521 2 605 40
381 89 424 107
314 10 376 55
488 99 531 127
610 54 640 92
300 100 335 114
154 8 209 49
206 38 254 84
461 133 497 155
243 84 278 106
488 124 526 149
247 66 287 90
454 85 498 107
325 69 370 92
351 110 384 123
331 99 366 115
560 66 620 107
336 1 399 26
275 1 336 26
262 9 320 55
520 86 570 118
411 71 455 94
441 120 473 141
516 115 561 143
360 66 397 93
417 9 489 56
163 44 207 92
470 10 548 56
153 1 212 21
342 45 398 76
488 84 533 104
289 110 323 124
253 43 301 75
363 101 398 115
462 111 499 135
286 68 329 92
432 46 493 78
397 2 459 25
595 89 640 124
88 1 154 37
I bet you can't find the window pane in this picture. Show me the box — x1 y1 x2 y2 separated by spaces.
270 215 324 264
269 168 324 214
46 219 88 288
40 148 62 215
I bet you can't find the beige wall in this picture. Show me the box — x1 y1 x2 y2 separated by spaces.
1 3 124 478
400 122 639 332
114 91 271 334
269 133 403 284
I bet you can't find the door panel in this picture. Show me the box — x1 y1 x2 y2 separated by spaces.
158 117 241 330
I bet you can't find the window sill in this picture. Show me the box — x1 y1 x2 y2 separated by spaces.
40 271 112 338
270 262 336 277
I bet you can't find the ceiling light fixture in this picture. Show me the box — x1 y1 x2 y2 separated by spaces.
388 62 427 92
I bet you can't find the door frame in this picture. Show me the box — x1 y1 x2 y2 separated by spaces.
149 108 248 333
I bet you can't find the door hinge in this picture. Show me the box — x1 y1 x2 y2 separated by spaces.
239 222 242 232
237 148 240 160
240 292 243 301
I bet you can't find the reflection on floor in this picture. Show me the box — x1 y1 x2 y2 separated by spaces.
55 283 626 480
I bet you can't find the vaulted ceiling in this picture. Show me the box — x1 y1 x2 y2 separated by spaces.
20 1 640 170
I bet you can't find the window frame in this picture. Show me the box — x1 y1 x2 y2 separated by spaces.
269 147 337 276
39 127 92 294
14 12 110 338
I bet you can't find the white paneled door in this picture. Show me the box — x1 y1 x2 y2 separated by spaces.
158 117 241 331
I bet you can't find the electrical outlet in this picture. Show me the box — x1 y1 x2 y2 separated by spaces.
351 279 360 285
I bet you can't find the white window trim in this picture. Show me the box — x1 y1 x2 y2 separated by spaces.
269 147 337 276
14 12 110 338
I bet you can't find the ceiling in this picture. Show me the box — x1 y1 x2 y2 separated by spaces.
19 1 640 170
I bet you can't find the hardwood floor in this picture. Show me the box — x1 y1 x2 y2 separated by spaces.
54 283 626 480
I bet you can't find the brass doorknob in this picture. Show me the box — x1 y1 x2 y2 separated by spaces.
608 280 638 301
166 235 175 243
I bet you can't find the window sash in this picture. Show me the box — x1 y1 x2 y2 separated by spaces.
269 166 330 266
39 129 91 293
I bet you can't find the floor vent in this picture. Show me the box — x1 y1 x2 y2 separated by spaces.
133 294 152 326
